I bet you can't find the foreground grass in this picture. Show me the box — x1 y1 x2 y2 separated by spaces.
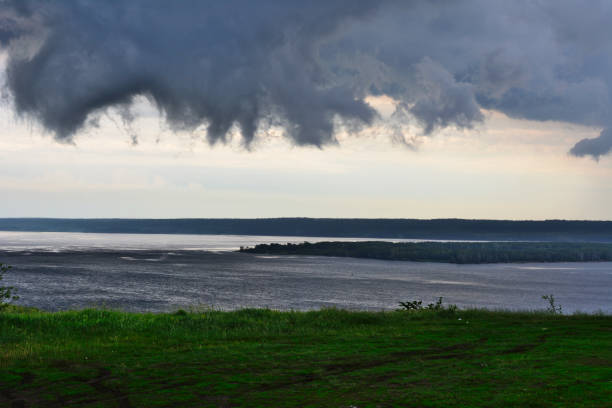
0 307 610 407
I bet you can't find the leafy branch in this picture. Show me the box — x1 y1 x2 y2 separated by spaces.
0 263 19 311
542 294 562 314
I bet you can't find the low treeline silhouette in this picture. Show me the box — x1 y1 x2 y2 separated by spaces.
1 218 612 241
240 241 612 263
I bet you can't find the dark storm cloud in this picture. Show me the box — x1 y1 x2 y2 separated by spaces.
0 0 382 146
1 0 612 158
570 129 612 160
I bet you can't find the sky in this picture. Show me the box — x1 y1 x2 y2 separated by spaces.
0 0 611 220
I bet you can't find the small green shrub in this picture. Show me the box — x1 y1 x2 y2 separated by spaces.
427 297 444 310
398 300 423 310
542 294 562 314
399 297 457 315
0 263 19 311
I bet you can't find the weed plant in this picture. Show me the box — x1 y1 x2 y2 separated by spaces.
0 263 18 311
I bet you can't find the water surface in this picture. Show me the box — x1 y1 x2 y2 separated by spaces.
1 231 610 313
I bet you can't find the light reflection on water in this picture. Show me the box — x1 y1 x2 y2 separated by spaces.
0 230 457 252
0 231 610 313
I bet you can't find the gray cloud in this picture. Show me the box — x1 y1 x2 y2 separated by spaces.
569 129 612 160
1 0 612 158
0 0 381 146
410 57 483 134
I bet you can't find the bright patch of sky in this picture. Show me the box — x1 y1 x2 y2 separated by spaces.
0 95 609 219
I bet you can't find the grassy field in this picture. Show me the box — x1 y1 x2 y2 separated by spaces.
240 241 612 263
0 307 610 407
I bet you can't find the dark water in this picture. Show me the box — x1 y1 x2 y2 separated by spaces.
1 232 610 313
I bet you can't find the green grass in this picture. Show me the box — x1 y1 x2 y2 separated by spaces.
241 241 612 263
1 306 610 407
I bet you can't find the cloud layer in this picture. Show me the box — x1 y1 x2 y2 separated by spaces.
1 0 612 158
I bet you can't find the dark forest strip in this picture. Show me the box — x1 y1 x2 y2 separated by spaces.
240 241 612 263
1 218 612 241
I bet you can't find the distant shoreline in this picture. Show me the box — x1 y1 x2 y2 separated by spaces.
240 241 612 264
1 218 612 242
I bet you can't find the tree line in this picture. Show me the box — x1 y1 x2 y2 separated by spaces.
240 241 612 264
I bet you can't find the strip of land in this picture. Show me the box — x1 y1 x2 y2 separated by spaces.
0 306 610 407
2 218 612 241
240 241 612 263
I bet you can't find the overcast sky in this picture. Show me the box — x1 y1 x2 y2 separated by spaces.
0 0 611 219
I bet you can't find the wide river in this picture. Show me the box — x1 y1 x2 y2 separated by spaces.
0 231 610 313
